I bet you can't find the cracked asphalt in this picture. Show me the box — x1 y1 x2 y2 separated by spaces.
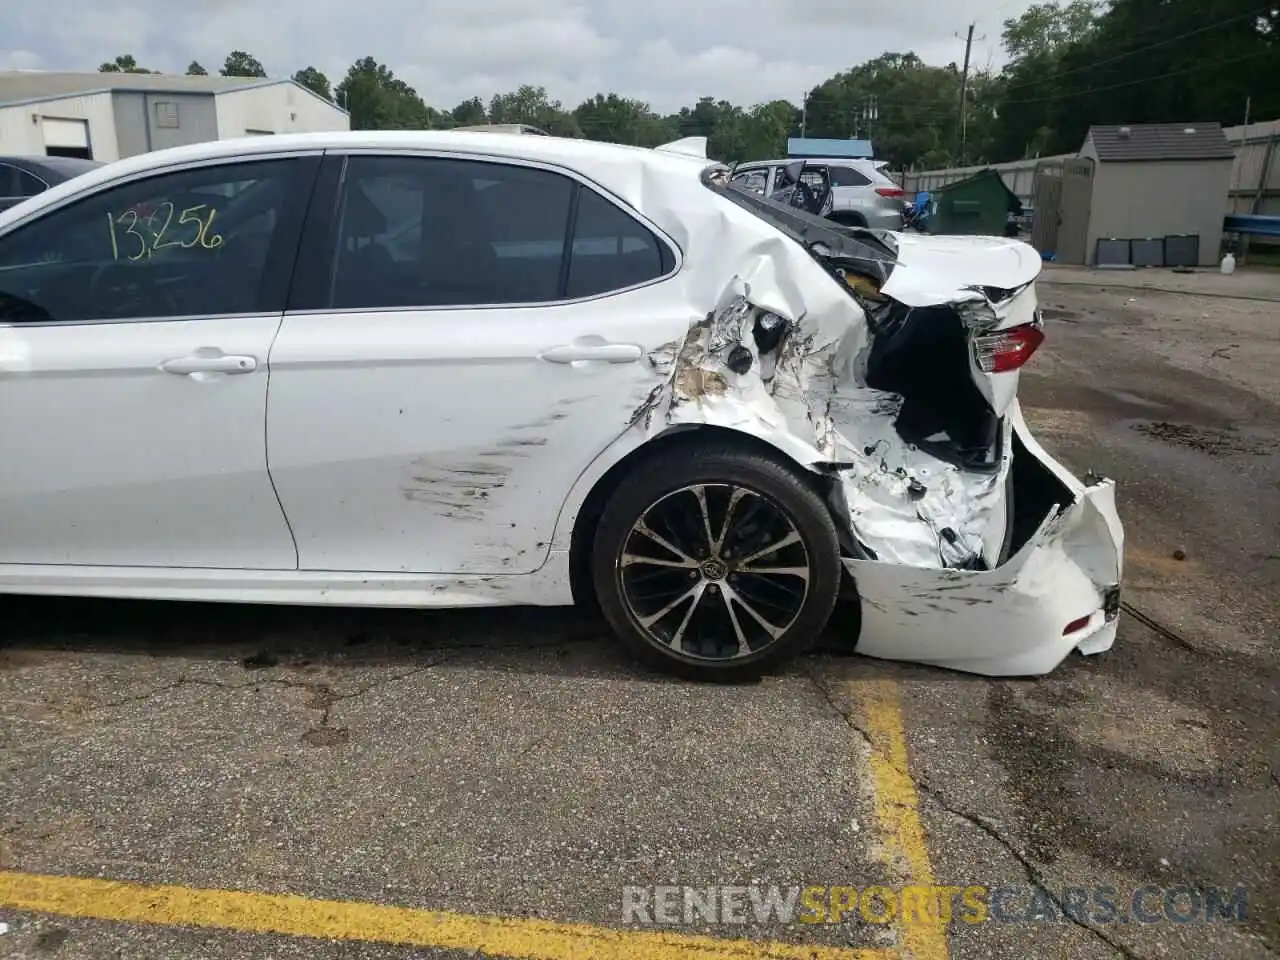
1 266 1278 960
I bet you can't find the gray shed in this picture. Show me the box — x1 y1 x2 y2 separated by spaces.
1054 122 1235 267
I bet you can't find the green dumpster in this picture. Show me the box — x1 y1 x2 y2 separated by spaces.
927 168 1022 237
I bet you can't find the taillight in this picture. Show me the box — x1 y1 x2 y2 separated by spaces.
1062 614 1092 635
972 323 1045 373
875 186 905 198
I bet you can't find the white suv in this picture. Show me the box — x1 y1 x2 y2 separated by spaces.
730 157 905 230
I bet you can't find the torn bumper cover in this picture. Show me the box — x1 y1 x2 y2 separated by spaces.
851 402 1124 676
629 166 1124 677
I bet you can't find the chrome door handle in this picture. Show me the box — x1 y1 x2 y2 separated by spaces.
160 354 258 375
540 341 642 364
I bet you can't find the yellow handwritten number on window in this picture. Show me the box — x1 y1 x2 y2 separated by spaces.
107 203 225 260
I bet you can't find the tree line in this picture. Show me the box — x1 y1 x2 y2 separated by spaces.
99 0 1276 170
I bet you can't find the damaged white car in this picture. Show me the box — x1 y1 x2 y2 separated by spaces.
0 131 1122 680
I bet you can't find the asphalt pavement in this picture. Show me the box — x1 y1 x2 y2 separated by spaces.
1 266 1277 960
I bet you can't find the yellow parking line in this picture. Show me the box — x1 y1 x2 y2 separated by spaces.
855 679 950 960
0 870 892 960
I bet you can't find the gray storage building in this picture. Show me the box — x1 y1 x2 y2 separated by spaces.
0 71 349 163
1063 122 1235 266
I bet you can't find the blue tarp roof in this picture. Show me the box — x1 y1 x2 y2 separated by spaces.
786 137 874 158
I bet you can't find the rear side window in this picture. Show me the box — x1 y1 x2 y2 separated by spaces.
324 154 673 310
566 188 668 299
828 165 872 187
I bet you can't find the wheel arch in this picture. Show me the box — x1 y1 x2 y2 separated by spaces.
827 210 868 228
565 423 860 614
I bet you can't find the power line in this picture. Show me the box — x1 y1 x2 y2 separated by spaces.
999 47 1273 104
999 3 1276 95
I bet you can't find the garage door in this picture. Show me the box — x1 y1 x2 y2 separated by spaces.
41 118 90 153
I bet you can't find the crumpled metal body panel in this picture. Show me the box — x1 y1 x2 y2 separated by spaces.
620 178 1123 676
630 198 1021 572
850 403 1124 676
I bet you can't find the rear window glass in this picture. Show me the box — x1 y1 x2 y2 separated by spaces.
829 165 872 187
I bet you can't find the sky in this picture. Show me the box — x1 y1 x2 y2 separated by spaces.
0 0 1035 114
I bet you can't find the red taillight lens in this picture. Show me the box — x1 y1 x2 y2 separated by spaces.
875 186 905 198
972 323 1045 373
1063 614 1092 635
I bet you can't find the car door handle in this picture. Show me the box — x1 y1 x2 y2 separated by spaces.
160 354 258 375
540 341 643 364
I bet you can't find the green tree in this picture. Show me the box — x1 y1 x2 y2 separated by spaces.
98 55 154 74
449 97 487 126
489 85 581 137
186 61 208 76
1001 0 1101 61
292 66 332 101
335 57 435 129
573 94 675 146
221 50 267 78
804 53 963 169
736 100 800 161
991 0 1277 159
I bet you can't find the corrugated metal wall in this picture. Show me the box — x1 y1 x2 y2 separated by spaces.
0 92 119 160
901 155 1073 208
1223 119 1280 218
214 84 349 139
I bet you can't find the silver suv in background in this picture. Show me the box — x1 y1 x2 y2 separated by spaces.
729 157 904 230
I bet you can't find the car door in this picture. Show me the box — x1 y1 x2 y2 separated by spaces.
0 153 320 568
266 151 688 575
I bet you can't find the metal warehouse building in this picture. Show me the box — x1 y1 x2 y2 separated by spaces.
0 71 349 163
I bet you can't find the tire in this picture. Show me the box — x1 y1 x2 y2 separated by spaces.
591 442 843 681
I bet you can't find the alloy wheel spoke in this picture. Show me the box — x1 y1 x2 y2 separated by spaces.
668 581 708 652
719 589 752 658
713 487 750 554
725 582 786 640
737 530 803 566
633 519 695 564
736 565 810 581
637 582 703 631
621 552 698 570
691 485 717 557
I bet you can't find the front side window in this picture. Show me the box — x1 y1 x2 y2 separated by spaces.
0 159 299 324
327 155 672 310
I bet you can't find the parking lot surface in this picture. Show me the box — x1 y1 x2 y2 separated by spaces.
2 267 1278 960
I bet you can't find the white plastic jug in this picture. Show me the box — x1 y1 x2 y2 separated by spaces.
1220 253 1236 275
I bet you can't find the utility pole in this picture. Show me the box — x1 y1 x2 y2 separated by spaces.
801 91 807 137
863 94 879 145
957 23 976 166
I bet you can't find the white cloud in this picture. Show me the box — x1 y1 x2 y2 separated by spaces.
0 50 44 71
5 0 1035 113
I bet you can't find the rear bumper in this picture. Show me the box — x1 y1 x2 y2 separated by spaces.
864 207 904 230
842 407 1124 677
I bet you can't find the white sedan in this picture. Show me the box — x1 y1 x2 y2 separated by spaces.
0 131 1123 680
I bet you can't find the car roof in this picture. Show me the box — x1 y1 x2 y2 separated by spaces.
50 131 712 192
0 131 721 236
736 157 881 168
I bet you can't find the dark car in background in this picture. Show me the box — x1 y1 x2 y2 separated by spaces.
0 156 102 212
